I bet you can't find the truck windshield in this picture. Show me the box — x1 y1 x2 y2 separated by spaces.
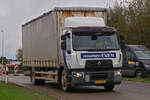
134 51 150 60
72 32 119 51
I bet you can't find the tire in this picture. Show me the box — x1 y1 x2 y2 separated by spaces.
104 85 114 91
61 69 71 92
31 73 38 85
135 70 142 77
39 79 45 85
32 78 45 85
31 71 45 85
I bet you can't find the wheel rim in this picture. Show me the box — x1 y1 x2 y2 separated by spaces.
61 71 67 91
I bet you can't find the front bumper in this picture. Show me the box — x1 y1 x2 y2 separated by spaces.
68 70 122 87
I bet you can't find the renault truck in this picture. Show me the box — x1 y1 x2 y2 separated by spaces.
22 7 123 92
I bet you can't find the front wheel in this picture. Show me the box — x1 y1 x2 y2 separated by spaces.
61 70 71 92
104 85 114 91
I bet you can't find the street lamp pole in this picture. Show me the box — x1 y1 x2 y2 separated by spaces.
1 30 7 84
1 30 4 67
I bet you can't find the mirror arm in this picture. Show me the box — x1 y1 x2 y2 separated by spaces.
67 50 71 54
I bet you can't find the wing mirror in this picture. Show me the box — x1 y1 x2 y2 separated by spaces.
61 31 71 40
65 32 71 39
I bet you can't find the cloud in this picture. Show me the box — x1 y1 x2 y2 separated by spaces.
0 0 56 59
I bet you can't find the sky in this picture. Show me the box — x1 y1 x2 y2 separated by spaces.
0 0 121 59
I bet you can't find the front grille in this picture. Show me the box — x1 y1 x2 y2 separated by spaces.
91 73 107 80
85 60 113 71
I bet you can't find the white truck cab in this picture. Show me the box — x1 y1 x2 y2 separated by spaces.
61 17 122 91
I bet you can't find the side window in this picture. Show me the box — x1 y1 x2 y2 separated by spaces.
66 37 71 51
126 50 136 61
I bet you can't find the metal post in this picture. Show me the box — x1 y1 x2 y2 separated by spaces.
1 30 3 67
1 30 7 84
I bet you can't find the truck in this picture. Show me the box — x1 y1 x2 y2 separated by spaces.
22 7 123 92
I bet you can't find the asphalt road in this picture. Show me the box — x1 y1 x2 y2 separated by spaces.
0 74 150 100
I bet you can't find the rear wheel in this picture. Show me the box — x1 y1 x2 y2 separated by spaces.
31 71 45 85
61 70 71 92
104 85 114 91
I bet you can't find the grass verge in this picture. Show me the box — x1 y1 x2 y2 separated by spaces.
0 81 57 100
124 77 150 83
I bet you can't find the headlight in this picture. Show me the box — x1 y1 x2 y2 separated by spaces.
114 70 122 76
72 72 84 78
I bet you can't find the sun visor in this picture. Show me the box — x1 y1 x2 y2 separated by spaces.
72 27 117 34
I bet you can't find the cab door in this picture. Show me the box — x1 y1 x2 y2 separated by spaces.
122 47 136 77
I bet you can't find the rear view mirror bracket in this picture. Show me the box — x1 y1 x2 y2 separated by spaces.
65 32 71 39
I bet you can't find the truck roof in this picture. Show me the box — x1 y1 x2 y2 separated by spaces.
53 7 107 12
22 7 107 27
127 45 149 51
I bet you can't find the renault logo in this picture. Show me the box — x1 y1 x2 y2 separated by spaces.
97 61 102 65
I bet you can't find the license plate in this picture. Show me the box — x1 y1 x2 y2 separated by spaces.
95 80 106 84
